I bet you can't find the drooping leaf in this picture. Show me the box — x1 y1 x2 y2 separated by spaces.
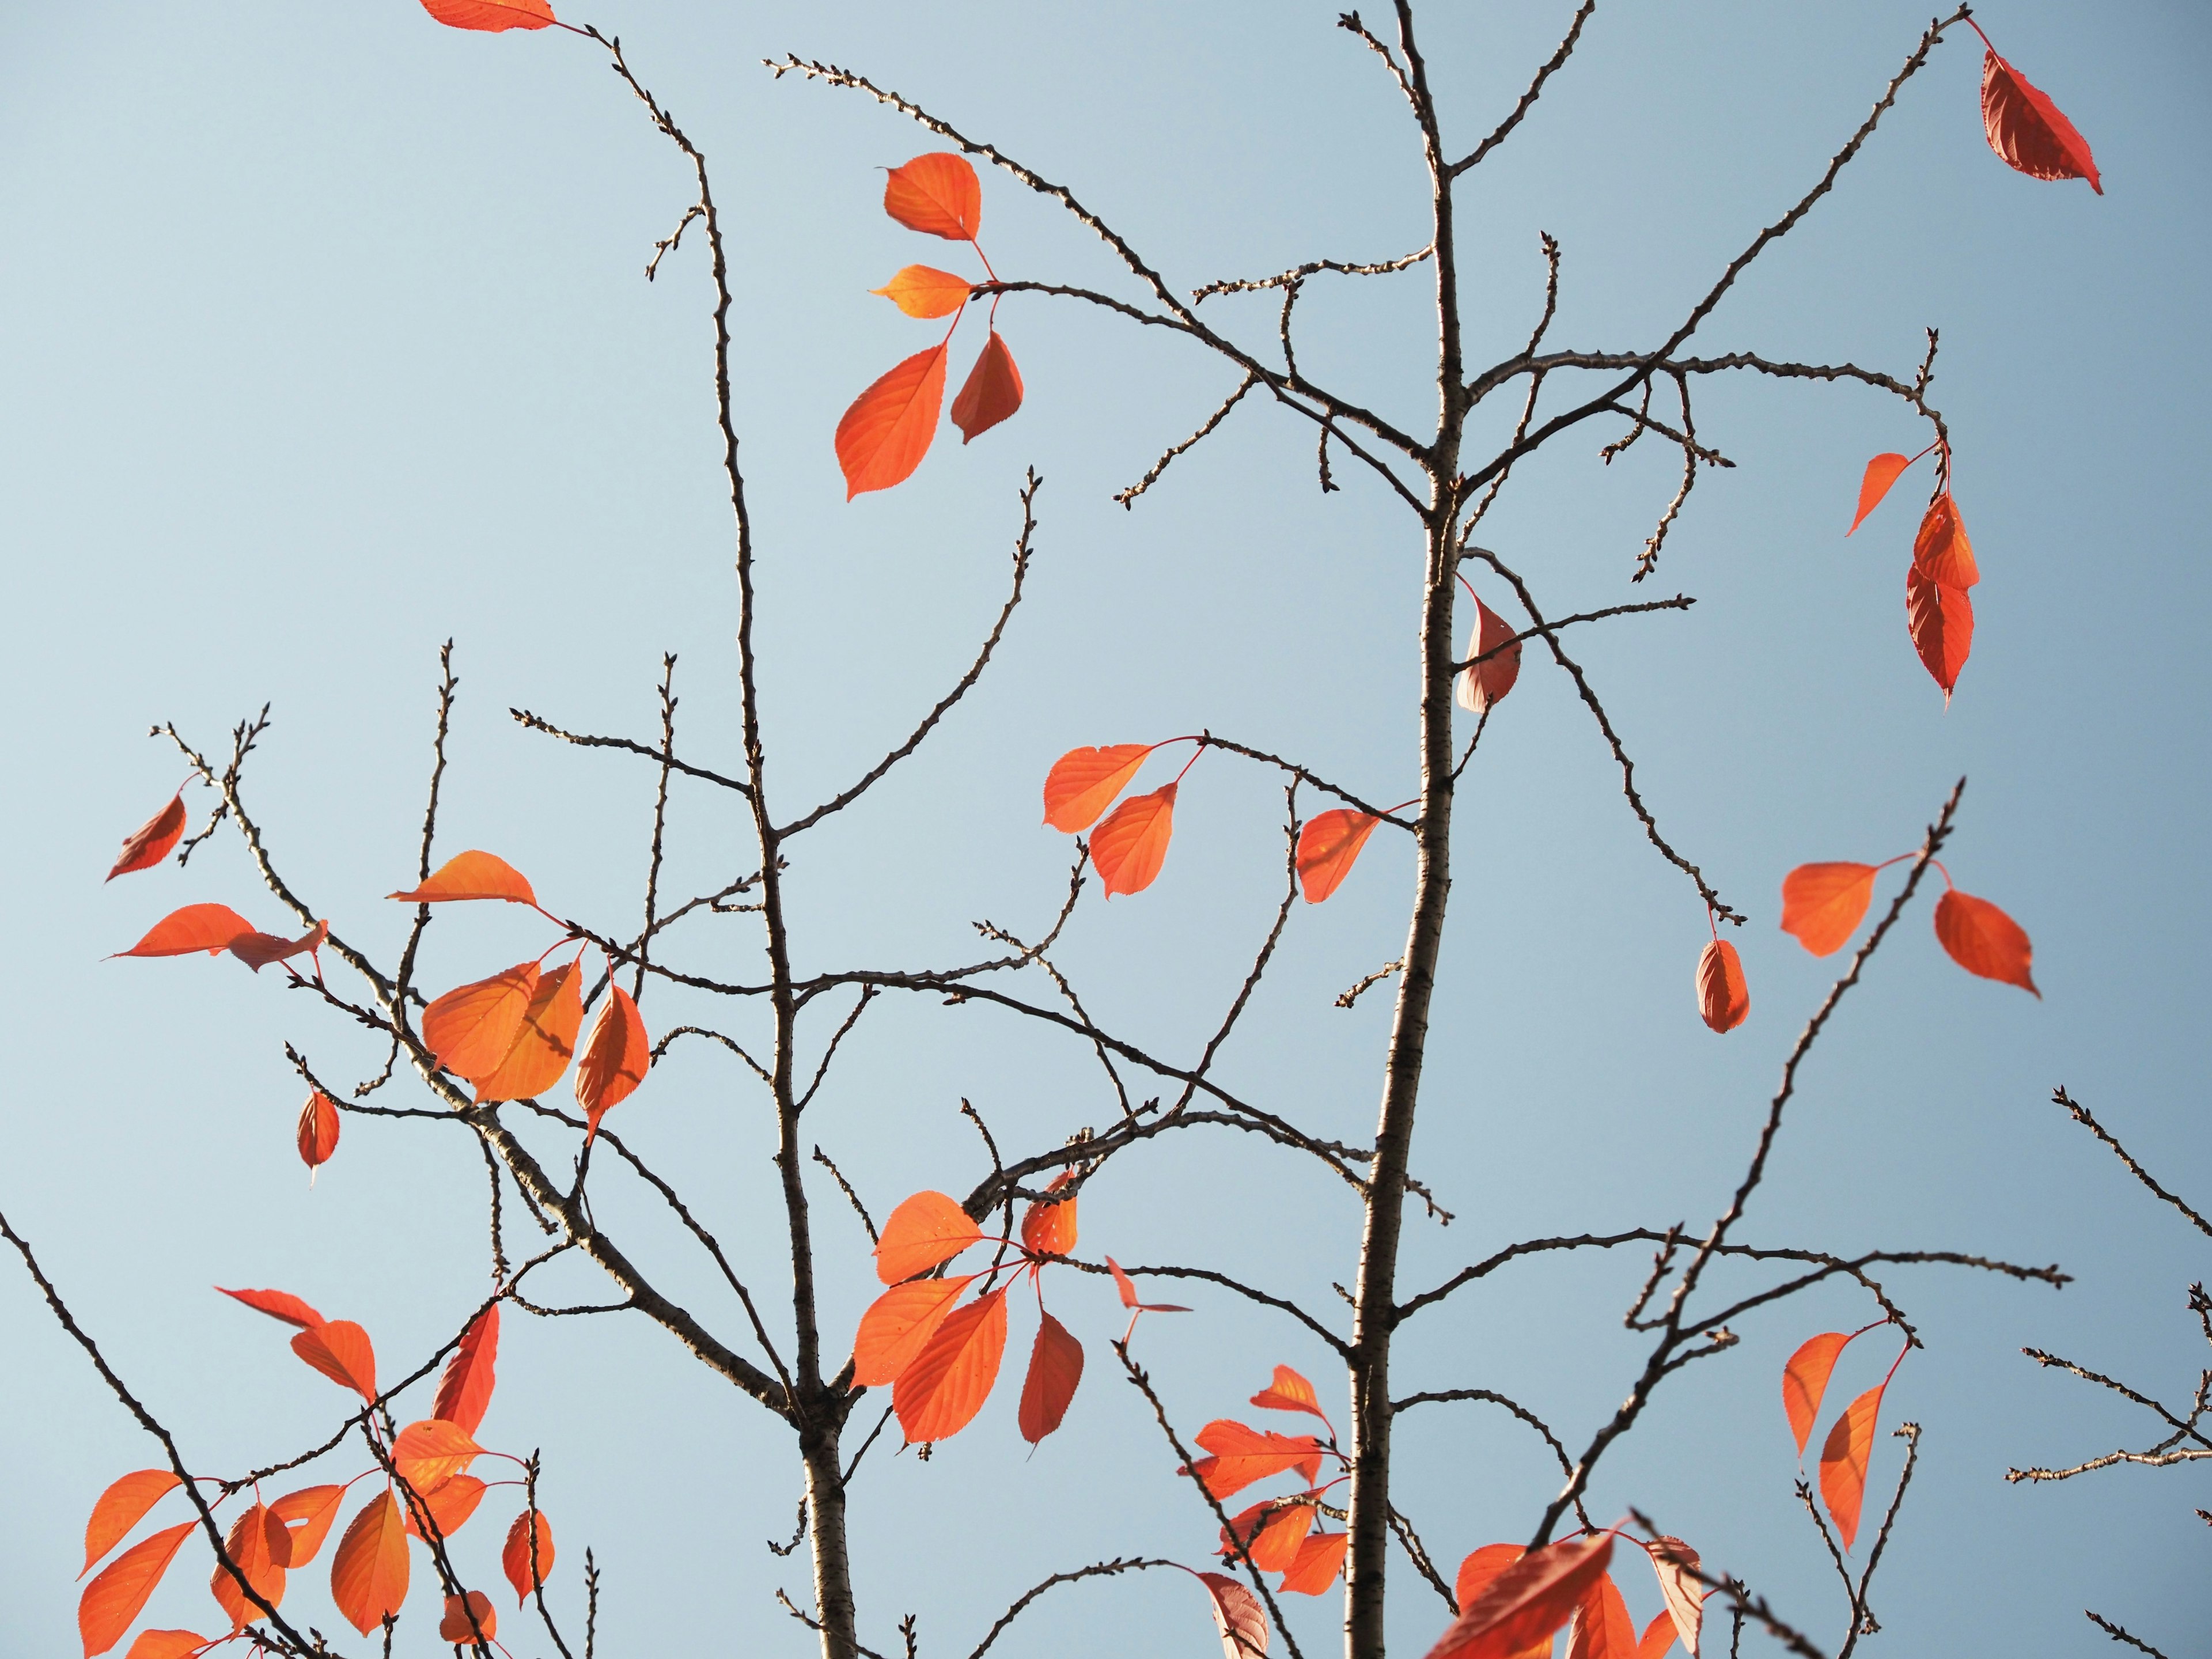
1188 1421 1324 1499
874 1191 983 1284
882 153 983 241
1982 48 2101 193
1906 570 1973 699
296 1092 340 1175
388 850 537 906
271 1486 347 1567
853 1275 977 1387
290 1320 378 1403
1220 1497 1316 1572
574 983 650 1136
871 264 974 319
1933 889 2039 996
440 1590 498 1643
1637 1611 1680 1659
836 344 949 499
1250 1365 1330 1426
1017 1310 1084 1444
80 1522 195 1658
424 963 543 1083
1452 1548 1572 1659
1198 1570 1271 1659
107 796 187 882
420 0 556 31
228 919 328 974
123 1633 207 1659
1456 594 1523 714
1846 453 1910 536
1910 493 1979 589
1043 744 1153 832
393 1419 483 1494
329 1492 410 1637
1648 1537 1705 1657
474 962 582 1104
218 1286 325 1331
1818 1383 1887 1550
894 1285 1010 1442
1090 783 1177 897
1779 864 1878 958
950 330 1023 443
1426 1533 1615 1659
113 904 254 960
82 1472 182 1579
1695 939 1749 1035
404 1475 488 1543
1297 810 1381 904
1019 1171 1079 1258
1566 1571 1635 1659
1105 1256 1191 1314
209 1503 289 1631
1782 1332 1851 1457
1280 1531 1350 1596
433 1305 500 1438
503 1509 555 1608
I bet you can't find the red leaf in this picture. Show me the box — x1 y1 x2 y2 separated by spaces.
853 1275 976 1387
874 1191 983 1284
271 1486 346 1567
440 1590 498 1643
296 1092 340 1175
113 904 254 960
1456 593 1522 714
419 0 556 31
1017 1310 1084 1444
388 850 537 906
228 919 328 974
1105 1256 1191 1314
574 984 650 1137
1280 1530 1350 1596
1220 1497 1315 1571
393 1419 483 1494
1454 1544 1522 1609
475 962 582 1104
1425 1533 1614 1659
107 796 186 882
218 1286 325 1331
424 963 543 1084
1906 570 1973 699
1933 889 2039 996
1249 1365 1330 1426
882 153 982 241
872 264 974 319
1043 744 1152 832
1019 1171 1079 1258
950 330 1024 443
329 1492 409 1636
1198 1570 1271 1659
836 344 949 499
1637 1611 1680 1659
1090 783 1177 897
894 1285 1010 1442
1846 453 1910 536
83 1471 181 1577
210 1503 290 1632
1648 1538 1705 1658
405 1475 488 1543
1982 48 2101 194
1910 493 1979 589
1818 1383 1886 1550
434 1305 501 1438
1566 1571 1634 1659
1782 1332 1851 1458
291 1320 378 1403
80 1522 195 1658
1779 863 1878 958
1297 810 1380 905
1694 939 1749 1035
503 1509 555 1607
1190 1420 1324 1498
123 1634 207 1659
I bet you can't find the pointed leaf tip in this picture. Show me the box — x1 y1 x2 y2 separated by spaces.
872 264 974 319
218 1286 325 1331
1281 1530 1350 1596
1455 594 1522 714
502 1510 555 1608
1783 1331 1851 1457
1018 1170 1079 1258
893 1285 1009 1442
388 850 537 906
1017 1310 1084 1444
296 1091 340 1173
290 1320 378 1403
475 961 584 1104
1847 453 1910 536
1905 570 1973 698
1934 888 2039 996
1198 1570 1271 1659
1297 810 1380 904
950 330 1023 442
1695 938 1749 1033
1425 1533 1614 1659
836 344 949 498
1983 48 2101 194
106 794 187 881
113 903 255 961
882 153 982 240
329 1493 409 1635
82 1471 181 1578
1090 783 1178 897
1911 493 1979 589
1043 744 1153 832
575 983 650 1136
1819 1383 1887 1549
433 1305 501 1437
874 1191 983 1283
1780 863 1879 957
419 0 556 30
425 963 543 1084
79 1522 195 1657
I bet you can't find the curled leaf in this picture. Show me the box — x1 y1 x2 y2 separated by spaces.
1220 1497 1315 1572
1906 570 1973 699
1648 1537 1705 1657
218 1286 324 1331
1043 744 1152 832
1911 493 1979 589
574 984 649 1137
874 1191 984 1284
1249 1365 1330 1426
1695 939 1749 1034
872 264 973 319
388 850 537 906
1018 1171 1078 1258
271 1486 346 1567
296 1092 340 1175
83 1471 181 1577
113 904 254 960
1818 1383 1887 1550
1933 889 2039 996
210 1503 290 1631
1297 810 1380 904
1982 48 2101 193
1779 863 1878 957
836 344 948 498
1280 1530 1350 1596
1783 1332 1853 1459
290 1320 378 1403
950 330 1024 443
1189 1420 1324 1498
503 1510 555 1608
440 1591 498 1643
475 961 582 1104
1456 594 1522 714
1017 1310 1084 1444
424 963 543 1084
107 795 186 881
433 1305 501 1438
854 1275 976 1387
229 919 327 974
1105 1256 1191 1315
893 1285 1009 1443
1090 783 1177 897
79 1522 195 1658
1198 1570 1271 1659
1425 1533 1615 1659
882 153 983 241
1847 453 1910 536
329 1493 408 1637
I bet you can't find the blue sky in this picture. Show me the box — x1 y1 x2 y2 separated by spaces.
2 3 2207 1656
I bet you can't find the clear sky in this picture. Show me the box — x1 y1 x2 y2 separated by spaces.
2 3 2207 1656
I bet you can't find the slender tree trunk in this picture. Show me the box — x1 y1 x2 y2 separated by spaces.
802 1423 857 1658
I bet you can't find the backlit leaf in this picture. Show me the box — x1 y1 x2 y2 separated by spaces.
874 1191 983 1284
950 330 1023 443
1428 1533 1615 1659
1566 1571 1634 1659
228 919 328 974
1906 570 1972 699
1783 1332 1851 1457
271 1486 346 1567
474 962 582 1104
329 1492 409 1636
388 850 537 906
80 1522 195 1658
872 264 973 319
405 1475 488 1543
1019 1171 1078 1258
1250 1365 1330 1426
1846 453 1910 536
424 963 542 1083
218 1286 325 1331
433 1305 501 1438
393 1419 482 1494
882 153 982 241
1105 1256 1191 1313
113 904 254 960
84 1472 182 1577
1779 863 1878 957
1043 744 1152 832
1695 939 1749 1034
1637 1611 1680 1659
1983 49 2100 193
123 1633 207 1659
1297 810 1380 905
1649 1537 1705 1657
1818 1384 1886 1550
1190 1420 1324 1498
1933 889 2039 996
853 1275 976 1387
420 0 556 30
1198 1570 1270 1659
503 1510 555 1608
440 1590 498 1643
836 344 948 499
1017 1310 1084 1444
210 1503 289 1631
574 983 649 1137
894 1285 1009 1442
1220 1497 1315 1571
1910 493 1979 589
1281 1530 1349 1596
1456 593 1522 714
290 1320 377 1403
107 796 186 882
296 1092 340 1175
1090 783 1177 897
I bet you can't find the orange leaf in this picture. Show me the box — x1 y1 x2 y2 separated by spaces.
393 1419 482 1494
271 1486 346 1567
874 1191 984 1283
950 330 1024 444
424 963 542 1082
1017 1310 1084 1444
329 1491 409 1637
419 0 556 31
1911 493 1979 589
1779 863 1878 957
836 344 949 499
1783 1332 1851 1457
1818 1383 1886 1550
113 904 254 960
291 1320 378 1403
1019 1171 1079 1258
1090 783 1177 897
1105 1255 1191 1313
1694 939 1749 1034
440 1590 498 1643
405 1475 488 1542
872 264 974 319
1198 1570 1271 1659
882 153 982 241
1427 1534 1615 1659
1983 49 2100 194
1648 1537 1705 1658
1456 593 1522 714
474 961 583 1104
218 1286 324 1331
1906 571 1973 699
1566 1571 1634 1659
575 983 649 1137
894 1285 1009 1442
296 1092 340 1174
1249 1365 1330 1426
84 1471 181 1577
107 795 187 881
503 1509 555 1608
228 918 328 974
388 850 537 906
123 1634 207 1659
1297 810 1380 904
1220 1497 1315 1571
1637 1611 1680 1659
80 1522 195 1658
433 1305 501 1438
210 1503 289 1632
1280 1530 1349 1596
1190 1420 1324 1498
853 1275 976 1387
1043 744 1153 832
1846 453 1910 536
1934 889 2039 996
1454 1550 1585 1659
